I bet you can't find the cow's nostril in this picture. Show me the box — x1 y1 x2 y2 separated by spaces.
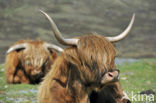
108 72 113 77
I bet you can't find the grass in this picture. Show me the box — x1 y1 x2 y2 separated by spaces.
118 59 156 102
0 59 156 103
0 64 38 103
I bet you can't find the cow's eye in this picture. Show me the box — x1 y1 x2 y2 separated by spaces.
48 48 53 54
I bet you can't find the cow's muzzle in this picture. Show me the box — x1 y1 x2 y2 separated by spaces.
101 69 119 85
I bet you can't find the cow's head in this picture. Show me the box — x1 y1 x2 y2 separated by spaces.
6 39 63 76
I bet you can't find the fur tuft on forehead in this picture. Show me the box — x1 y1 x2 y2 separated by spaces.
58 34 117 84
64 34 116 71
77 34 116 70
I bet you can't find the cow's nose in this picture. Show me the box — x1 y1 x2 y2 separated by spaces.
108 70 119 80
34 68 41 74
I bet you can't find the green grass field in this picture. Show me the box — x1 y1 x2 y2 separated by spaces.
119 59 156 103
0 59 155 103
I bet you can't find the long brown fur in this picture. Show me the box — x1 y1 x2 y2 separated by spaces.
5 39 57 84
38 34 127 103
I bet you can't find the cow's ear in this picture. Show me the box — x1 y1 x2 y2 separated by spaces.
47 48 57 61
47 48 54 54
15 48 25 52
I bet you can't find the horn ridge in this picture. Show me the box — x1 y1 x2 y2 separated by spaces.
39 10 79 46
6 43 27 54
44 43 64 52
106 14 135 42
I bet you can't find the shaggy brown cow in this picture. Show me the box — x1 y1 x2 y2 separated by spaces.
5 39 63 84
38 10 135 103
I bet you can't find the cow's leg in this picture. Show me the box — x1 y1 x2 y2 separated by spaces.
5 52 19 83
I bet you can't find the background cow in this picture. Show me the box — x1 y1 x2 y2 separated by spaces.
5 39 63 84
38 10 134 103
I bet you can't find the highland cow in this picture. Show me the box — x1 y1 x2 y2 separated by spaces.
5 39 63 84
38 10 135 103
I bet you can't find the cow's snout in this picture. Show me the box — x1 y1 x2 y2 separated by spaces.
34 68 41 74
108 70 119 80
101 69 119 85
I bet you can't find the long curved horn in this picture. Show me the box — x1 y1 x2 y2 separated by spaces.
106 14 135 42
6 43 27 54
44 43 64 52
39 10 79 46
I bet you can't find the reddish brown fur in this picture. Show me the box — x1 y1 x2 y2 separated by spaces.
5 39 57 84
38 34 127 103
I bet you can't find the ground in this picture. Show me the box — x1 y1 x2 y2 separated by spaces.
0 59 156 103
